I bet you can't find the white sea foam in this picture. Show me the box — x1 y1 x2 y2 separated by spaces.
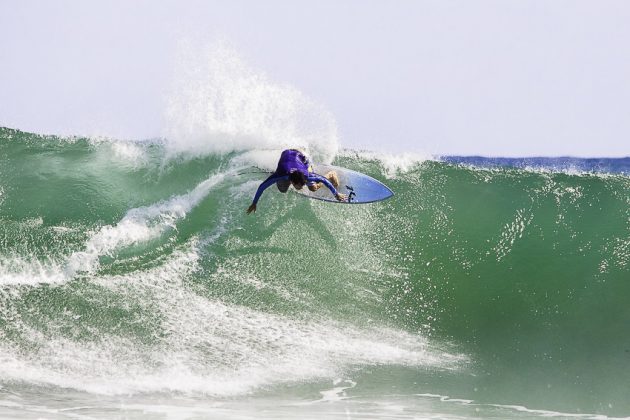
83 136 159 168
446 160 630 180
0 172 226 286
231 149 281 172
416 393 622 420
0 256 66 286
108 141 150 168
316 379 357 403
339 149 433 178
63 171 225 277
0 233 467 397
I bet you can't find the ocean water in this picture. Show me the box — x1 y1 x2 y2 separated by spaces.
1 126 629 419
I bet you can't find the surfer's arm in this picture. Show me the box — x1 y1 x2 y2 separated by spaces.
249 174 288 212
252 176 277 205
306 174 346 201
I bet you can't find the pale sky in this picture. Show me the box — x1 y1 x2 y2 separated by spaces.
1 0 629 157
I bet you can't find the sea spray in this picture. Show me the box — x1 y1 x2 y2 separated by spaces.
163 40 339 163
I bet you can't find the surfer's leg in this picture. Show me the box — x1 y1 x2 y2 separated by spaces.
325 171 340 188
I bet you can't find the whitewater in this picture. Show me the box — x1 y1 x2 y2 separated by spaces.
2 46 630 419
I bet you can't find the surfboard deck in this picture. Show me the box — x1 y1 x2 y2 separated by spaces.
294 164 393 204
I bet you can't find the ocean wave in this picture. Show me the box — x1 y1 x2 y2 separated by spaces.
1 127 629 416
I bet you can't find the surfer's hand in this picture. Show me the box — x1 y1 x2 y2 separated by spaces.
247 204 257 214
335 193 347 202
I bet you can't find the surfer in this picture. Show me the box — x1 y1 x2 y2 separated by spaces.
247 149 347 214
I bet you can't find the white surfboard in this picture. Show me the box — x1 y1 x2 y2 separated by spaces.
294 164 393 204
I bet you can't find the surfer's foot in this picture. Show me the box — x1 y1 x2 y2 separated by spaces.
325 171 340 188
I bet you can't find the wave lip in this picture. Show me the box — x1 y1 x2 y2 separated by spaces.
339 148 434 178
441 155 630 175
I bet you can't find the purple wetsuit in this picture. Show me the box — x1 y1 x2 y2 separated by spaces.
276 149 310 178
251 149 338 205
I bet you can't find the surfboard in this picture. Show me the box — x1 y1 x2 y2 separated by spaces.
295 164 393 204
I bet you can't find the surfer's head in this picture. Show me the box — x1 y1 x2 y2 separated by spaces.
289 170 307 190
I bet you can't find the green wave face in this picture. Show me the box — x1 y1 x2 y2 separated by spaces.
1 127 629 417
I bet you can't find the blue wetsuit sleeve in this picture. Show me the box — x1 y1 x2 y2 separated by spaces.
252 174 288 205
307 174 338 197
